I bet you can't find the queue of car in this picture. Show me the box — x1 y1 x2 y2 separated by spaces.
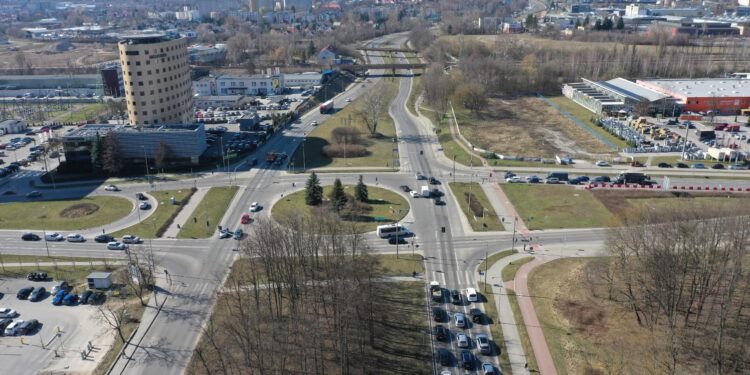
20 231 140 250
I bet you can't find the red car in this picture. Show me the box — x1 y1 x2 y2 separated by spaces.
241 213 253 224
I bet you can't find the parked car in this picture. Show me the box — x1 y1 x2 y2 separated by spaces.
234 228 243 240
107 241 128 250
470 308 483 323
104 185 119 191
21 233 40 241
692 163 706 169
457 332 470 348
438 349 451 366
451 289 461 304
16 287 33 299
95 234 114 243
595 160 610 167
66 233 85 242
51 281 69 294
122 235 141 244
432 306 444 322
0 318 12 331
218 229 232 239
0 308 18 318
52 290 67 305
434 324 448 341
17 319 38 335
454 312 467 328
45 232 64 241
27 272 47 281
460 349 474 370
25 191 41 198
481 362 496 375
476 333 491 354
63 293 79 305
4 320 23 336
29 287 46 302
657 162 673 168
80 290 93 304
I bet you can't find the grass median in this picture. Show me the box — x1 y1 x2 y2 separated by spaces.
0 196 132 231
272 185 409 234
112 188 196 239
177 186 239 239
502 257 534 282
448 182 504 231
502 184 617 230
478 281 512 375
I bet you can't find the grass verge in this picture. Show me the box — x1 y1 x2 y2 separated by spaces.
478 282 512 375
502 184 617 230
271 185 409 234
547 96 629 151
59 103 109 123
375 254 425 276
112 188 195 238
177 186 239 239
507 289 539 372
478 249 514 275
502 257 534 282
0 196 132 230
448 182 503 231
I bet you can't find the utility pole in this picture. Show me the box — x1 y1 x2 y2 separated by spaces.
483 244 488 293
142 146 150 185
453 155 456 183
511 217 518 252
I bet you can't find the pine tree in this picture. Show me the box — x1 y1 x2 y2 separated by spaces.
354 175 368 203
329 178 347 213
305 172 323 206
90 132 103 174
616 17 625 30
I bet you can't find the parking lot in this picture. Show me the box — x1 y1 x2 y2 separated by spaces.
0 277 116 374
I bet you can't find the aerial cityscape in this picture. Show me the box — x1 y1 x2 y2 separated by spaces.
0 0 748 374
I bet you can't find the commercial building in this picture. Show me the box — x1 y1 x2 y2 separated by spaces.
193 71 322 96
0 74 103 97
194 95 243 108
188 44 228 64
118 34 194 126
62 123 207 165
0 119 27 135
637 78 750 114
563 77 673 115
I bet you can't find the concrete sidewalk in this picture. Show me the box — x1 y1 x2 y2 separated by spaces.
482 182 529 232
162 187 210 238
486 252 532 375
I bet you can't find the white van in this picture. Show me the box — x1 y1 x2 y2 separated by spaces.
376 224 411 239
466 287 478 303
420 185 430 198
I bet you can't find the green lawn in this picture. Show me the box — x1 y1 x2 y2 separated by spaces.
59 103 109 123
502 257 534 282
478 281 513 375
375 254 425 276
502 184 618 230
112 189 195 238
290 78 399 169
547 96 629 151
507 289 539 372
0 196 132 230
478 249 514 275
272 185 410 233
177 186 238 239
628 196 750 212
448 182 504 231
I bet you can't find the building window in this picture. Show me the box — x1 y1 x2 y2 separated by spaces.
144 120 149 124
137 72 142 76
125 51 139 56
138 82 143 86
135 61 141 66
144 50 149 55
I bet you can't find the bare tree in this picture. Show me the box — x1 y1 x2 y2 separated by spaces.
153 141 170 170
96 302 130 344
357 88 386 135
120 245 156 306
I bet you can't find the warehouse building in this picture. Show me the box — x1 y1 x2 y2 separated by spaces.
563 77 674 115
62 123 207 165
637 78 750 114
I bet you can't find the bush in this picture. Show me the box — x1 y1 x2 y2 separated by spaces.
332 127 364 145
322 144 369 158
464 191 485 217
482 152 499 160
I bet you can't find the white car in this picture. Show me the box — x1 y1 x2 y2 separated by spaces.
66 233 85 242
310 121 318 126
454 312 466 328
457 332 470 348
466 287 479 302
346 98 353 102
505 176 523 183
122 235 141 244
4 320 23 336
409 191 420 198
249 202 261 212
139 202 151 210
107 241 128 250
104 185 120 191
0 308 18 318
45 232 64 241
595 160 610 167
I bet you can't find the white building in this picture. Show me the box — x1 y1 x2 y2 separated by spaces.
282 72 323 89
194 72 322 96
740 0 750 7
87 272 113 289
0 120 27 135
176 7 201 21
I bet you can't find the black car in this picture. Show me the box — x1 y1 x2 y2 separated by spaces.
388 237 407 245
567 177 581 185
21 233 40 241
429 177 440 185
90 291 106 305
80 290 94 304
712 163 725 169
657 162 673 168
504 171 516 179
29 287 46 302
433 197 445 206
136 193 148 200
577 176 590 183
461 349 474 370
434 325 448 341
432 306 444 322
593 176 611 183
0 318 12 331
95 234 115 243
27 272 48 281
16 287 33 299
18 319 38 335
470 308 483 323
676 162 689 169
438 349 452 366
399 185 411 192
451 289 461 304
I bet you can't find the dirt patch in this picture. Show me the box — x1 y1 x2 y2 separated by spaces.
557 299 608 334
59 203 100 218
459 97 612 158
590 190 750 218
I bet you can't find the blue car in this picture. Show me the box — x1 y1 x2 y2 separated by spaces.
63 293 79 306
233 228 243 240
52 290 67 305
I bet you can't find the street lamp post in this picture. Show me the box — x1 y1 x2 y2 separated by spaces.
142 146 150 185
303 137 306 171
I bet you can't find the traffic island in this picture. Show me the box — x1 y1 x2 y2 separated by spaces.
0 196 132 230
271 185 409 234
112 188 196 239
448 182 504 231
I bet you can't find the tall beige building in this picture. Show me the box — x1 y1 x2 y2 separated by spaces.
118 34 193 126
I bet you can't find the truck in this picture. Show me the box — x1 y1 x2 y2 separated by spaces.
420 185 431 197
319 99 334 114
266 151 277 164
614 171 653 185
430 281 442 302
695 129 716 140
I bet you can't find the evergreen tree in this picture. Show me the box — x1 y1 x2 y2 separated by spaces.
616 17 625 30
575 19 581 28
305 172 323 206
603 17 614 31
90 132 103 173
329 178 347 213
584 15 590 26
594 19 602 31
354 175 368 203
307 40 316 59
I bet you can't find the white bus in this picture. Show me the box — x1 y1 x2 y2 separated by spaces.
376 224 411 238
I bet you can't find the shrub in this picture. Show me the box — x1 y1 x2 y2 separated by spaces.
322 144 369 158
332 127 364 145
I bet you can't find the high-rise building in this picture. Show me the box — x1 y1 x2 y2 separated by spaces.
118 34 193 126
